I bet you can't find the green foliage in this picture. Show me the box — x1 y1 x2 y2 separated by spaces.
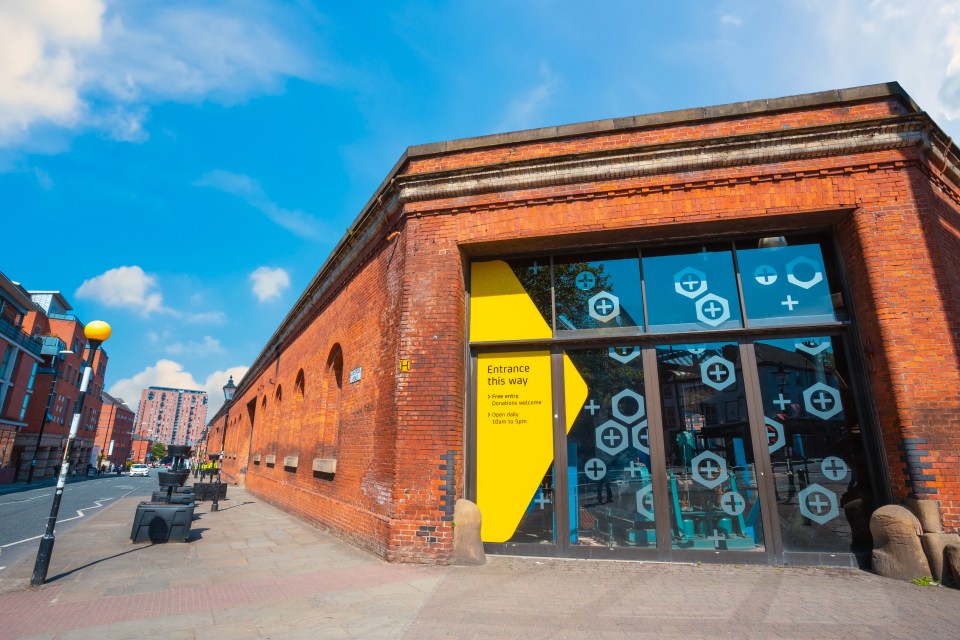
910 576 938 586
149 442 166 460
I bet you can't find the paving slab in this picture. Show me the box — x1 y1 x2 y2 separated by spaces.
0 486 957 639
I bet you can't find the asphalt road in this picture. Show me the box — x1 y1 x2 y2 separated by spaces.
0 474 155 573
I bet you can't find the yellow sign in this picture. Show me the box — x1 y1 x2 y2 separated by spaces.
399 359 411 372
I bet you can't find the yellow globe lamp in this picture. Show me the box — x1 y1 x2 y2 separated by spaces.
84 320 112 343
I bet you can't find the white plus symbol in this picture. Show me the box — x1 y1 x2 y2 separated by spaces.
807 493 829 514
781 295 799 311
636 428 649 447
756 267 776 285
812 391 833 410
625 461 644 478
707 529 725 549
767 426 778 444
682 274 700 290
602 429 621 447
576 272 596 289
709 365 727 382
773 393 791 411
595 299 613 314
534 494 551 509
529 261 544 275
700 460 719 479
584 400 600 416
723 494 743 512
703 302 722 318
823 459 845 479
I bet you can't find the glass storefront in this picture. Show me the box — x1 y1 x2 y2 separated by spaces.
469 234 878 565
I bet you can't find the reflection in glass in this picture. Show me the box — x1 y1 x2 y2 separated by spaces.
737 242 840 327
755 336 873 561
506 467 556 544
643 246 742 333
504 256 554 329
553 253 642 331
565 347 654 547
656 342 764 552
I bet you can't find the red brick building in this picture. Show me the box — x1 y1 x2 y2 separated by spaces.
206 83 960 567
95 392 135 469
134 386 208 446
14 291 108 481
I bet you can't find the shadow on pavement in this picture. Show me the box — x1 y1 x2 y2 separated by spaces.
46 543 156 583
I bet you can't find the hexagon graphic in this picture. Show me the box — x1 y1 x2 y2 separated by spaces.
595 420 629 456
786 256 824 290
584 458 607 481
631 420 650 454
691 450 728 489
575 270 597 291
588 291 620 323
687 344 706 356
612 389 645 424
765 417 786 454
674 267 708 299
803 382 843 420
695 293 731 327
820 456 849 482
795 339 830 356
635 484 655 520
700 355 737 391
798 484 839 524
753 264 778 286
609 346 641 363
720 491 746 517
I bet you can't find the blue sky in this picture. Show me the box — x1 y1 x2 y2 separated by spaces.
3 0 959 417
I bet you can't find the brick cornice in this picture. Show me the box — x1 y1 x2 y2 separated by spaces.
392 117 940 206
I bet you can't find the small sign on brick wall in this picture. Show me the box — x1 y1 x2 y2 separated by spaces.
349 366 362 384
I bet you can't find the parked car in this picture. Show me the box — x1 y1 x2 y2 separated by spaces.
130 463 150 477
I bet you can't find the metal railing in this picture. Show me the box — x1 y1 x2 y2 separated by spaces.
0 315 43 357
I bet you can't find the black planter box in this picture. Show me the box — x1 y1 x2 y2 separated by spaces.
130 502 196 543
158 471 190 488
151 490 195 504
191 482 228 501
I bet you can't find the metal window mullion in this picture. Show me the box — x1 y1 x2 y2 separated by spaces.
642 345 672 561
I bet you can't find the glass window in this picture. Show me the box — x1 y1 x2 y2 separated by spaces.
565 346 653 547
643 244 742 333
754 336 872 558
736 239 842 327
553 252 643 332
656 342 764 552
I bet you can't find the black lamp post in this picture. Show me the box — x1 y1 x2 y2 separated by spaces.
32 320 111 586
773 362 790 394
26 348 73 485
211 375 236 513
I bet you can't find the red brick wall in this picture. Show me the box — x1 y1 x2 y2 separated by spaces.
213 92 960 562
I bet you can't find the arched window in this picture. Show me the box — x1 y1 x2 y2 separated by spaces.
319 345 343 460
293 369 305 451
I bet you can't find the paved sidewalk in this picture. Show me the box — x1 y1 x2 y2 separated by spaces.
0 486 957 639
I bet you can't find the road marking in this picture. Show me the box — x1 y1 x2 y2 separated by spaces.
0 497 115 549
0 492 54 504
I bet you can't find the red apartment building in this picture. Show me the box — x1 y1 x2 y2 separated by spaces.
95 392 135 469
0 272 45 483
204 83 959 568
13 290 108 482
134 387 208 446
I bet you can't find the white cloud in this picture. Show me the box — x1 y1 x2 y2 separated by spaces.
75 265 225 321
801 0 960 127
720 14 743 26
249 266 291 302
0 1 323 148
165 335 223 356
496 62 559 132
108 360 248 421
75 265 166 316
196 170 324 239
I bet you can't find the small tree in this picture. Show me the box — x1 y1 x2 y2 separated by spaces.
149 442 166 462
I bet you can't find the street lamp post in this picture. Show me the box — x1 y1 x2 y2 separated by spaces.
26 348 73 485
31 321 111 586
211 375 237 513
